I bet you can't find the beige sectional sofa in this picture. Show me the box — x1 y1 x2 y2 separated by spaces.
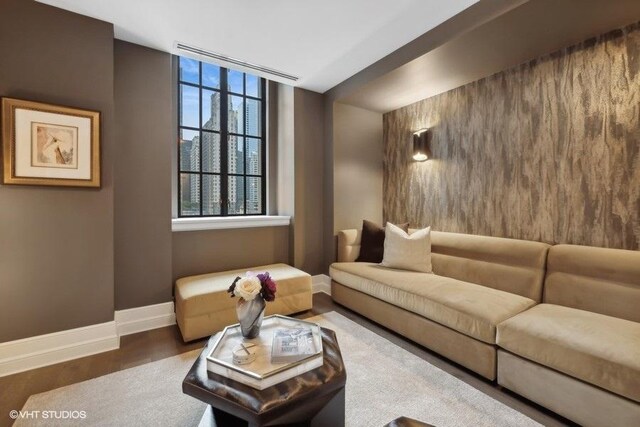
330 229 640 426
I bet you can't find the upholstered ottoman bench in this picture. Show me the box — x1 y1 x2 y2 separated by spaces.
175 263 312 341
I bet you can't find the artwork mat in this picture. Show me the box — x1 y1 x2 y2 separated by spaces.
16 110 88 178
2 98 100 187
31 121 79 170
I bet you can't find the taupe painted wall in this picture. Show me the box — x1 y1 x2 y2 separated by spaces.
114 41 173 310
384 22 640 250
333 103 383 232
276 84 295 250
267 81 279 215
292 88 325 275
0 0 115 341
274 85 326 275
322 97 335 271
172 227 289 281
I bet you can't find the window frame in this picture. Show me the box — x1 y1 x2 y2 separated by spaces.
177 58 267 217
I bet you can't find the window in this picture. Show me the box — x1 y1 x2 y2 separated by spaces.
178 57 266 217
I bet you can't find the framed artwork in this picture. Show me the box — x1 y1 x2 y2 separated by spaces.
2 97 100 187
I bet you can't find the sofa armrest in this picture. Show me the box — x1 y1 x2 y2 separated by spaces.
337 229 361 262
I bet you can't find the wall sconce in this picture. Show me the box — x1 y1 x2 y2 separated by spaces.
412 128 431 161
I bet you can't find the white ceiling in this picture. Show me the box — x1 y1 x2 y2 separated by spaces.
36 0 478 93
340 0 640 112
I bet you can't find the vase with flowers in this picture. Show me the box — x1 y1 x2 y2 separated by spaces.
227 271 277 339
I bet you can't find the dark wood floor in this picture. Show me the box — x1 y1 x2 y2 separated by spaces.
0 293 574 427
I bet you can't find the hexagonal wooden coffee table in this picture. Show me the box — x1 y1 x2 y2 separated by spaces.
183 325 346 427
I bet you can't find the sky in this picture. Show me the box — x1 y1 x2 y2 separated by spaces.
179 57 261 134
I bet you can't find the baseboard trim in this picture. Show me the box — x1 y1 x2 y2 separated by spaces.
115 302 176 336
312 274 331 295
0 302 177 377
0 322 119 377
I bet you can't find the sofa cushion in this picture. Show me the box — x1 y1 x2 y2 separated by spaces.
430 232 550 301
544 244 640 323
497 303 640 403
330 262 536 344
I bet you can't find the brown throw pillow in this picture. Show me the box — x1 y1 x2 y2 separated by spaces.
356 220 409 263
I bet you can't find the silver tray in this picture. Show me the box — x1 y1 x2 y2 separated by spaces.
206 315 323 390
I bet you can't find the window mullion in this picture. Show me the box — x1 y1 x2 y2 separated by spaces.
198 61 203 216
220 68 229 216
261 77 267 215
177 76 182 217
243 73 247 216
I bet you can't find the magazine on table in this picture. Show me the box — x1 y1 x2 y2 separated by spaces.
271 327 318 364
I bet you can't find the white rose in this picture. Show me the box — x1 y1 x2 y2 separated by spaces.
234 276 261 301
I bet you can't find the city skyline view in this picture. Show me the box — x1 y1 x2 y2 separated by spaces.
179 57 264 217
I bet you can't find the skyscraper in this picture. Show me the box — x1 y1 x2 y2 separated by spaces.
244 100 261 213
179 137 193 212
245 100 259 137
189 135 200 214
227 94 241 213
199 90 242 214
246 145 261 213
198 92 219 214
181 77 262 215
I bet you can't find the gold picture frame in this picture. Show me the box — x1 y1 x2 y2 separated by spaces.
2 97 100 188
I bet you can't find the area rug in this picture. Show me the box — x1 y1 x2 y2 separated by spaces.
17 311 540 426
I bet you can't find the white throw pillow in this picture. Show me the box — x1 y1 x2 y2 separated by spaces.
381 223 432 273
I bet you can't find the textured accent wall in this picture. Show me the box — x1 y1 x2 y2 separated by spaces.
384 22 640 250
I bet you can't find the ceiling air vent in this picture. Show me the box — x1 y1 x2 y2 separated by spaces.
176 43 299 82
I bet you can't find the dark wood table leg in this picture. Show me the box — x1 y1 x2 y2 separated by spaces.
310 387 345 427
197 405 247 427
197 387 345 427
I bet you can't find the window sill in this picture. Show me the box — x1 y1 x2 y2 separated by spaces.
171 215 290 232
